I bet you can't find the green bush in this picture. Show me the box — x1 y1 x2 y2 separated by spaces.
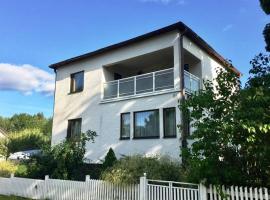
101 155 183 184
15 164 28 177
102 148 117 170
25 130 97 180
0 161 17 177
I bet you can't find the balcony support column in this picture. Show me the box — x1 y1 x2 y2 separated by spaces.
173 33 181 91
176 30 189 165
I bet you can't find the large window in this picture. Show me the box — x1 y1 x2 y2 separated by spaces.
67 118 82 138
134 110 159 138
120 113 130 139
163 107 176 138
70 71 84 93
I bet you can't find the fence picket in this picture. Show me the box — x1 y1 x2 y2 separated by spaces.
265 188 268 200
259 188 263 200
240 187 244 200
255 188 259 200
210 185 213 200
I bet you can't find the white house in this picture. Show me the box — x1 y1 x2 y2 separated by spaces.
50 22 240 163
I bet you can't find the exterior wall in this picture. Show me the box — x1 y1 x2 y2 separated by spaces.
52 30 225 163
183 36 224 81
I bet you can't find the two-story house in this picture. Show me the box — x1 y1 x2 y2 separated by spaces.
50 22 240 163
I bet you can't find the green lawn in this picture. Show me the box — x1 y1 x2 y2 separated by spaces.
0 195 32 200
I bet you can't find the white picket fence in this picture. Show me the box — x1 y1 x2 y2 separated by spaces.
0 174 269 200
0 175 140 200
207 184 270 200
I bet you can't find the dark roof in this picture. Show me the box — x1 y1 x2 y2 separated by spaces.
49 22 240 75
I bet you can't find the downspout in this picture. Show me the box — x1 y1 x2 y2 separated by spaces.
50 68 57 146
179 29 188 164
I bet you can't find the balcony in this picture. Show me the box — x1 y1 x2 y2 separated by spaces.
102 68 200 100
184 70 201 94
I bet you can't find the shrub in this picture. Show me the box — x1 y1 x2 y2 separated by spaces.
25 130 97 180
15 164 28 177
0 161 17 177
102 148 117 170
101 155 183 184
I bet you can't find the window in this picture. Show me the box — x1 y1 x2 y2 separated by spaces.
163 107 176 138
120 113 130 139
67 118 82 138
70 71 84 93
134 110 159 138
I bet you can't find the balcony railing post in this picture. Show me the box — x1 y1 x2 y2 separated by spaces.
153 72 155 92
134 77 136 95
190 73 192 92
117 80 120 98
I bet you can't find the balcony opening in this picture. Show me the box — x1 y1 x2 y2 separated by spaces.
183 50 201 94
103 47 174 99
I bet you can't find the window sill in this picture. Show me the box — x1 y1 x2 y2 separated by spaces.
133 136 160 139
68 90 83 95
163 135 177 139
120 137 130 140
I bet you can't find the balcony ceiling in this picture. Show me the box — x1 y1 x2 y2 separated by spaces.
105 47 174 76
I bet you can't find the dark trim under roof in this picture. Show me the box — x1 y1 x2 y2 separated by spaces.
49 22 240 75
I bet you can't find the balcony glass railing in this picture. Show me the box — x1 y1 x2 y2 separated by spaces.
184 71 201 94
103 68 200 100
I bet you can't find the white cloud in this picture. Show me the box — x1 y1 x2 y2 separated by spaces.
0 63 55 96
222 24 233 32
140 0 186 5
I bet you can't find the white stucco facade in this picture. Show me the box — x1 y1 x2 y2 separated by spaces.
51 28 226 163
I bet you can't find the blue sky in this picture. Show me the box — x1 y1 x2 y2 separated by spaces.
0 0 268 117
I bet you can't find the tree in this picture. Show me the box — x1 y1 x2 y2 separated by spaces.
263 24 270 52
0 128 49 160
102 148 117 170
260 0 270 51
260 0 270 14
179 55 270 186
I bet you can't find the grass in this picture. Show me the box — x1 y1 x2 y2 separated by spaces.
0 195 32 200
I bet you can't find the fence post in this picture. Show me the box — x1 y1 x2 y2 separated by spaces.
8 173 15 195
169 181 173 200
199 183 208 200
85 175 90 182
140 173 147 200
43 175 49 199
